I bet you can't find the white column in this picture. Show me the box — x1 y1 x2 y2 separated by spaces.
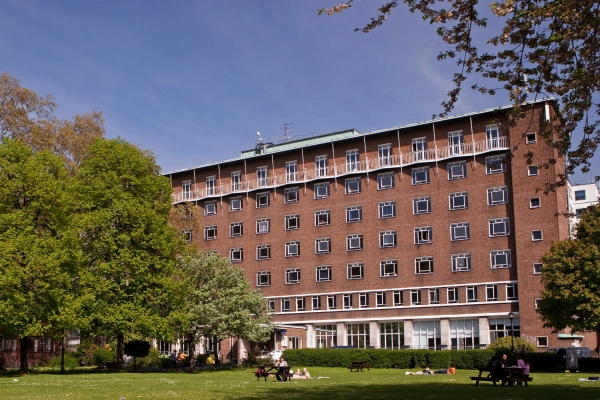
306 324 315 348
404 320 414 348
337 322 346 346
369 321 380 348
440 319 450 348
479 317 490 345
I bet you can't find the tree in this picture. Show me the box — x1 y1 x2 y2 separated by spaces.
0 139 75 372
320 1 600 183
124 340 151 372
174 252 272 368
72 138 180 371
538 204 600 332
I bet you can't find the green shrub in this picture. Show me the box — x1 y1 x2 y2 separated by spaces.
49 354 79 370
134 348 162 370
73 341 98 366
92 348 117 367
488 336 536 353
575 357 600 373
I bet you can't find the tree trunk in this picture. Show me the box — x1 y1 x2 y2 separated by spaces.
213 336 220 366
19 337 28 374
133 356 136 372
60 331 65 374
188 334 196 373
116 333 124 371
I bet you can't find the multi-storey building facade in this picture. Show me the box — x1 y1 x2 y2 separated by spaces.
167 99 597 357
567 181 600 236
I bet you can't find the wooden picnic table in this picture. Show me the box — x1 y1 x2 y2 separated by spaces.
470 367 532 386
348 360 370 372
254 365 293 381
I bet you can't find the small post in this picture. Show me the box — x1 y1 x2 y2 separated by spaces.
508 311 515 354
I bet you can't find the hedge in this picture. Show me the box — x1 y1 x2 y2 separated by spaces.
579 358 600 373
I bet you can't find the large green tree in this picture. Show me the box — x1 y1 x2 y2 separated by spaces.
72 138 180 370
538 203 600 332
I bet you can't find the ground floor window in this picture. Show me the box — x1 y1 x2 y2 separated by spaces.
450 319 480 349
489 317 520 342
346 323 370 348
314 325 337 348
158 341 172 355
413 321 440 350
0 336 16 351
380 322 404 349
288 336 302 349
179 338 190 355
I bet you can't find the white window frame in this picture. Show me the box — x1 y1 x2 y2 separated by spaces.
256 218 270 234
285 268 301 284
413 196 431 215
281 298 291 312
486 285 498 302
315 155 328 177
449 191 468 210
452 253 472 272
204 226 217 241
315 237 331 254
525 132 537 144
414 226 432 244
231 171 242 191
284 187 299 204
206 176 216 196
256 192 270 208
327 295 337 310
533 263 543 274
181 230 192 243
286 161 298 182
314 182 330 199
204 201 216 216
412 137 427 160
315 210 330 226
316 265 332 282
343 294 353 309
378 143 392 166
257 166 268 187
377 172 394 190
486 124 501 148
182 180 192 200
534 298 542 309
448 161 467 180
447 287 459 303
346 149 360 171
230 197 243 212
411 290 422 305
531 230 543 241
485 155 505 174
429 288 440 305
312 296 321 310
285 214 300 230
359 292 370 308
346 205 363 222
466 286 478 302
529 197 541 208
376 292 386 307
345 177 361 194
448 131 464 155
527 165 539 176
230 248 243 263
256 244 271 260
450 222 470 241
487 186 509 205
536 336 548 348
347 263 364 280
574 190 586 201
229 222 243 237
346 234 363 251
257 271 271 287
506 283 518 300
489 218 510 237
415 256 434 275
393 291 403 306
378 201 396 219
379 230 397 248
490 249 511 269
380 260 398 277
412 166 430 185
285 241 300 257
296 297 306 311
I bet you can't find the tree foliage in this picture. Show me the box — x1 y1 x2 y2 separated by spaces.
488 336 536 353
539 204 600 332
320 1 600 182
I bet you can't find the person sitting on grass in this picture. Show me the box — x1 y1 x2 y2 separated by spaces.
435 364 456 374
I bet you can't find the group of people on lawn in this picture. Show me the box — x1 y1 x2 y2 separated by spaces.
266 357 311 381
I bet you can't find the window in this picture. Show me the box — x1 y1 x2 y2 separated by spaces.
378 144 392 166
452 253 471 272
346 149 360 171
206 176 216 196
412 320 441 350
533 263 543 274
527 165 539 176
315 238 331 254
256 244 270 260
230 248 243 263
346 205 363 222
285 214 300 230
449 191 468 210
347 263 364 279
315 324 337 347
315 155 328 177
532 230 543 241
257 166 268 187
415 257 434 274
285 268 300 284
204 201 216 216
575 190 586 201
414 226 432 244
312 296 322 310
506 284 518 300
204 226 217 241
182 180 192 200
379 230 397 248
345 177 361 194
487 186 509 205
380 321 405 349
230 197 242 212
529 197 541 208
231 171 242 191
281 298 291 312
377 172 394 189
230 222 243 237
450 222 470 241
286 161 298 182
466 286 478 302
429 288 440 305
450 319 480 349
486 285 498 301
314 182 330 199
376 292 386 307
343 294 353 309
315 210 330 226
181 230 192 243
412 137 427 160
486 124 501 148
284 187 299 204
378 201 396 219
534 298 542 309
525 132 537 144
267 299 275 311
346 323 370 348
448 131 464 155
491 249 511 269
413 196 431 214
486 155 505 174
256 218 270 234
489 217 510 237
380 260 398 277
393 291 404 306
448 161 467 180
537 336 548 348
412 167 430 185
257 271 271 286
316 265 331 282
359 293 370 308
347 234 363 251
447 287 459 303
256 192 270 208
327 295 337 310
296 297 306 311
411 290 422 305
285 241 300 257
489 317 520 341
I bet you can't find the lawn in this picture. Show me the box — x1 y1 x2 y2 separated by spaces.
1 368 599 399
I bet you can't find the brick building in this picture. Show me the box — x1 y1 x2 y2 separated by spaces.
166 99 597 359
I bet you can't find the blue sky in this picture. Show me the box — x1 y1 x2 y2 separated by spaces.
1 0 597 182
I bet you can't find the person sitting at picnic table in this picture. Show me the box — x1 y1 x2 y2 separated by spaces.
275 356 288 381
517 353 530 385
435 364 456 374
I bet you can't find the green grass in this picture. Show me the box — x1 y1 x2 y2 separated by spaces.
1 368 599 399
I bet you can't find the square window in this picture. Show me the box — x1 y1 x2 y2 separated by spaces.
533 263 543 274
486 155 505 174
448 161 467 180
452 253 471 272
256 218 270 234
230 197 243 212
491 250 511 269
327 295 337 310
284 187 299 204
393 290 403 306
413 197 431 214
412 167 430 185
414 226 432 244
534 298 542 309
447 287 459 303
347 263 364 280
359 292 370 308
230 222 243 237
489 218 510 237
575 190 586 201
377 172 394 190
312 296 322 310
486 285 498 301
181 230 192 243
380 260 398 277
315 210 330 226
315 238 331 254
256 244 270 260
536 336 548 347
411 290 422 305
429 288 440 305
346 206 363 222
449 191 469 210
230 248 243 263
376 292 386 307
506 284 518 300
285 214 300 230
343 294 353 309
257 271 271 287
296 297 306 311
378 201 396 219
525 132 537 144
204 226 217 241
527 165 539 176
285 241 300 257
204 201 216 216
530 197 541 208
316 265 331 282
466 286 478 302
314 182 330 199
345 178 361 194
285 268 301 284
347 234 363 251
531 230 543 241
487 186 509 205
281 298 291 312
379 230 397 248
450 222 470 241
256 192 270 208
415 257 434 274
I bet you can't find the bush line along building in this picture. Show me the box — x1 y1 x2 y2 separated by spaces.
167 99 597 358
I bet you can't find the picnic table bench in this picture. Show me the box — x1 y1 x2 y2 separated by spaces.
254 365 293 381
470 367 532 387
348 360 370 372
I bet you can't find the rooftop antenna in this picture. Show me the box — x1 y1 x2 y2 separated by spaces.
281 123 294 142
256 131 262 144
